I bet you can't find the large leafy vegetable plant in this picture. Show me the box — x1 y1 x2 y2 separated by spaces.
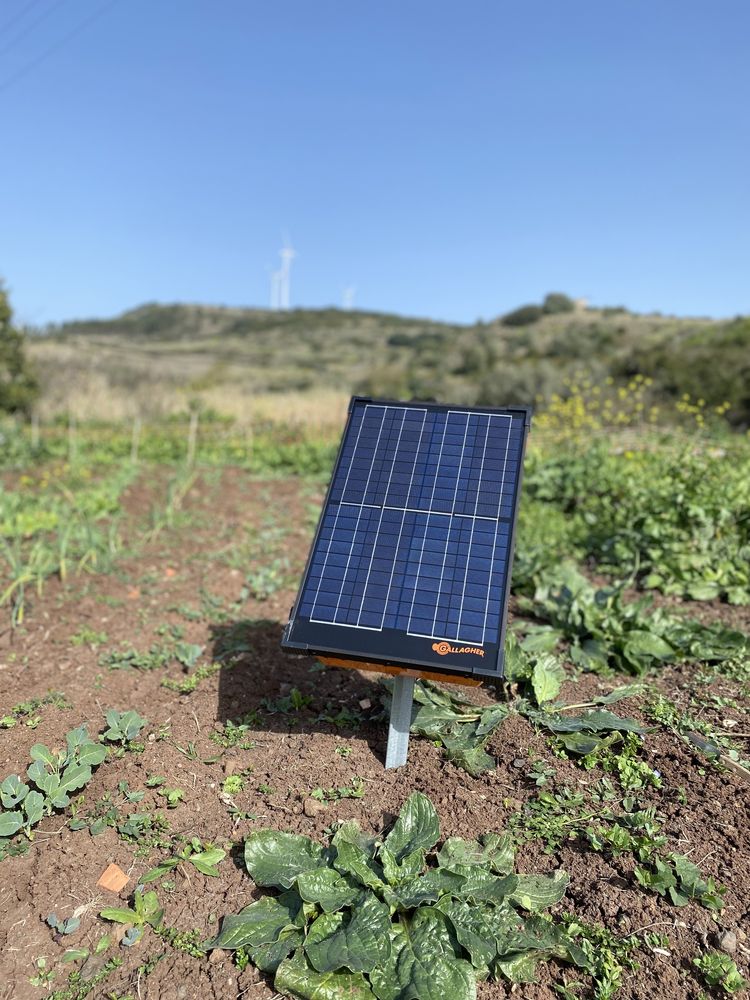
517 563 749 675
208 792 595 999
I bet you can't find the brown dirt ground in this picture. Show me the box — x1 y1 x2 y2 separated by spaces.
0 468 748 1000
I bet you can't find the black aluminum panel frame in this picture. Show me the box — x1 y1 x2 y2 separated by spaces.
281 395 531 679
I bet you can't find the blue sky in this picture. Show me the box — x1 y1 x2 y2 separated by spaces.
1 0 748 325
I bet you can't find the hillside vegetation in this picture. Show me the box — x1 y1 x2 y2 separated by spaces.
27 296 750 428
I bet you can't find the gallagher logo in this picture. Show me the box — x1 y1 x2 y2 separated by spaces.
432 641 484 658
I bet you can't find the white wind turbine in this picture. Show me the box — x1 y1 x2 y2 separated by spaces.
269 268 282 309
277 234 296 310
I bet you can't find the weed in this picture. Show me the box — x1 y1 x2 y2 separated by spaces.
158 787 184 809
47 957 124 1000
70 626 108 648
142 837 226 881
29 956 56 987
310 778 365 802
222 774 245 795
561 919 639 1000
0 690 70 729
239 558 290 601
586 733 663 792
526 760 556 786
161 660 222 694
210 714 258 749
693 951 747 994
116 812 172 852
155 925 205 958
262 687 313 714
99 642 203 671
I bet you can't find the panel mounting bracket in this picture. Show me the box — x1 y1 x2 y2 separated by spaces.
317 656 480 769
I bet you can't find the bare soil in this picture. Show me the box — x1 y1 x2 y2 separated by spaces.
0 469 747 1000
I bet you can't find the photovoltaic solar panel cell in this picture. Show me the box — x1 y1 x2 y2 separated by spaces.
282 397 531 678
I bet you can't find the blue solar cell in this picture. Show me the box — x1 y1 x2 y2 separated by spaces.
283 398 531 677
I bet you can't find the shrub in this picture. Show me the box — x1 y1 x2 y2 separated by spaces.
543 293 576 314
501 305 544 327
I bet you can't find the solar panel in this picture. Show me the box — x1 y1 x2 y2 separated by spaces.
282 397 531 679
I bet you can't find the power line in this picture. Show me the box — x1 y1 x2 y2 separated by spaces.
0 0 47 38
0 0 67 59
0 0 119 96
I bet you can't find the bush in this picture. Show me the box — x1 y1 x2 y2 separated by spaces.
502 305 544 327
543 292 576 314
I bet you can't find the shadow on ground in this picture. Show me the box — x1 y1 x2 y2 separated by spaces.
213 618 393 763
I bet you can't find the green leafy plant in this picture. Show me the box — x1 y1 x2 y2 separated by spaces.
29 955 55 987
262 687 313 714
0 690 70 729
310 778 365 802
47 912 81 936
635 854 725 909
206 791 623 998
141 838 226 882
99 889 164 947
99 635 201 673
158 787 184 809
693 951 747 994
222 774 245 795
408 667 647 774
102 709 147 744
161 660 222 694
69 781 145 837
514 782 725 910
0 711 148 857
516 563 749 675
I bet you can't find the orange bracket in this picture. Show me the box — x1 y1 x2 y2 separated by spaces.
318 655 482 687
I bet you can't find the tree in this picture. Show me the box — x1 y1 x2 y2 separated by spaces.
0 282 38 416
542 292 576 314
501 304 544 327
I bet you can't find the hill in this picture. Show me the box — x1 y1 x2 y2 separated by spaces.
27 299 750 428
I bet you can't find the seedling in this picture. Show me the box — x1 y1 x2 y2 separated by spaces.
102 709 147 744
0 714 141 847
693 951 747 994
222 774 245 795
70 626 109 648
526 760 556 786
262 687 313 714
309 778 365 802
158 787 184 809
47 912 81 936
141 838 226 882
100 889 164 946
29 956 55 987
0 691 70 729
210 715 258 749
162 660 221 694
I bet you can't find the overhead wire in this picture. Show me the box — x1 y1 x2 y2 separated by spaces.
0 0 120 96
0 0 47 39
0 0 68 59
